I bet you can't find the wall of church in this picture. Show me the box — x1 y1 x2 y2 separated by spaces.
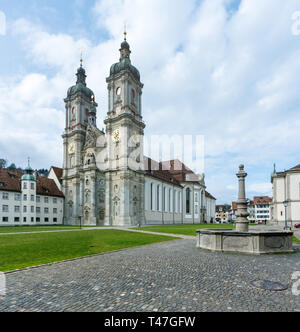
181 183 206 224
206 197 216 223
144 177 209 225
144 177 182 225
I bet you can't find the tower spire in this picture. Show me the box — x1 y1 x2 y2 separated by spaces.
80 48 83 67
76 50 87 86
124 21 127 41
120 23 131 60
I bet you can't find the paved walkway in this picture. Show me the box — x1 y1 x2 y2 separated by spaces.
0 223 299 238
0 227 193 239
0 239 299 312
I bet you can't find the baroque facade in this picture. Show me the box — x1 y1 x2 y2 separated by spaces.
55 36 216 226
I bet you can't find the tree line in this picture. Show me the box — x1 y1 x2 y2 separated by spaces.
0 159 48 176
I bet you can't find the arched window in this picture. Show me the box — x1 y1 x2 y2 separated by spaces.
169 189 173 213
151 183 154 211
145 182 148 211
163 187 167 212
157 185 160 211
179 191 182 213
186 188 191 214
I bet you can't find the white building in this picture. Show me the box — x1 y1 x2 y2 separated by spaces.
231 197 272 224
0 166 64 225
253 196 272 224
271 164 300 227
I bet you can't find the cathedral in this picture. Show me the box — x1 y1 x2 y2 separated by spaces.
57 34 216 227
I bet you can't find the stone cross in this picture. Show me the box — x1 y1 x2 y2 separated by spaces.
235 165 249 233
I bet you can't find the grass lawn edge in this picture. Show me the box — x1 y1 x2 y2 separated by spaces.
1 230 179 273
4 239 180 274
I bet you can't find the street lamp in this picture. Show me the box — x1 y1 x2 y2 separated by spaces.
79 215 82 230
283 200 288 231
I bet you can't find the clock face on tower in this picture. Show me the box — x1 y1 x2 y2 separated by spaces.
68 143 75 154
113 129 120 143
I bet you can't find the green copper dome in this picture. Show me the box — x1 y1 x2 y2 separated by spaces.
21 174 36 182
21 161 36 182
67 65 94 99
110 38 140 81
24 165 33 172
121 40 130 50
67 83 94 99
110 58 140 81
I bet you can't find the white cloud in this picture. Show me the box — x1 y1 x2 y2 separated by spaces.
248 182 272 195
1 0 300 202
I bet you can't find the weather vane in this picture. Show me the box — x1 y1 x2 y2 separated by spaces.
80 48 83 67
124 20 127 40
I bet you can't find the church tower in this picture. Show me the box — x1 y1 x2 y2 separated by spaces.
104 33 145 226
62 59 98 225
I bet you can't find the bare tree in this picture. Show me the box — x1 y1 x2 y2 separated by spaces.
0 159 7 169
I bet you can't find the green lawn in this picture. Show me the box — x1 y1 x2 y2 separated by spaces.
293 236 300 244
0 230 177 272
135 225 300 244
134 224 234 236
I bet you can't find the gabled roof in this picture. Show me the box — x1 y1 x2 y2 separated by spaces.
37 177 64 198
289 164 300 171
0 169 64 197
51 166 63 183
253 196 272 205
0 169 22 192
205 191 216 200
216 205 231 212
160 159 200 183
144 157 182 187
274 164 300 178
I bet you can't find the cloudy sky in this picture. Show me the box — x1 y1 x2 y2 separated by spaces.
0 0 300 204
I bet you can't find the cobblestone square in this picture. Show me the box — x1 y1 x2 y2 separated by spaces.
0 239 299 312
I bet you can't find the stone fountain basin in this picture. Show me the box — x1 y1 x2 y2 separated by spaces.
196 229 294 255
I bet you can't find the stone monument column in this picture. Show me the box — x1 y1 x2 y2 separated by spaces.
235 165 249 233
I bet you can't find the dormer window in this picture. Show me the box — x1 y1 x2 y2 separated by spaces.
42 187 48 192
